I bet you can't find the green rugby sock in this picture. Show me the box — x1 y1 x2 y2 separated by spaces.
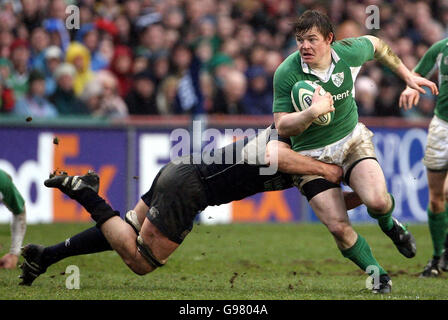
368 193 395 232
428 208 448 258
341 234 387 276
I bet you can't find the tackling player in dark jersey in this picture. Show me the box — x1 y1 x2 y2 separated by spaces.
19 126 363 286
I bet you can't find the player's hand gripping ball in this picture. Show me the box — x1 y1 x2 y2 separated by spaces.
291 80 334 126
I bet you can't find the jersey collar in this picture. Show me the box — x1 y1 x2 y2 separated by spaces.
300 48 341 82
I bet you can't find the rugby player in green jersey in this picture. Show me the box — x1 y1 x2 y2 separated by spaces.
273 10 439 293
0 169 27 269
400 38 448 277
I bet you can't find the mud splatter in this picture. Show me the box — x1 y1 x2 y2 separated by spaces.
230 272 238 288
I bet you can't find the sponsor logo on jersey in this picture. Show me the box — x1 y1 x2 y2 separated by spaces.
332 89 351 101
331 72 344 87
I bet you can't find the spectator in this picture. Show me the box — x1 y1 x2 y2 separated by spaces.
355 76 378 117
263 50 283 90
375 76 402 117
43 18 70 53
95 70 128 118
125 70 158 115
132 53 149 75
42 45 63 96
151 52 170 88
335 20 363 40
65 42 94 96
0 74 14 113
75 23 108 71
50 63 89 115
199 72 215 114
0 30 13 58
29 27 50 72
20 0 44 32
48 0 67 21
242 66 272 115
211 69 247 114
80 80 103 116
8 39 31 99
207 53 233 87
216 15 235 42
14 69 58 118
156 76 178 115
96 0 121 21
115 14 133 47
109 45 133 97
138 23 166 60
0 58 13 86
79 4 95 26
170 42 204 115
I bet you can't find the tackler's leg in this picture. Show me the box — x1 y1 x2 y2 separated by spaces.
43 171 155 275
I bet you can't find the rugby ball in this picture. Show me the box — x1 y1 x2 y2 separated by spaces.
290 80 334 126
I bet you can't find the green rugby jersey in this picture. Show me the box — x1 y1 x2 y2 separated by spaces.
0 169 25 215
414 38 448 122
273 37 374 151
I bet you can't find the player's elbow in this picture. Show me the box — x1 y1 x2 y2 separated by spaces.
274 113 291 137
275 123 290 138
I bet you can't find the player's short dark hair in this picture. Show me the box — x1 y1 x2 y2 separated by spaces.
295 10 335 43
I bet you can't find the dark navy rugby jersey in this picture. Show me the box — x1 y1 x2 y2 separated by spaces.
193 125 294 206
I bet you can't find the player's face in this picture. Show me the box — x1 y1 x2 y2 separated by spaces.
297 26 332 67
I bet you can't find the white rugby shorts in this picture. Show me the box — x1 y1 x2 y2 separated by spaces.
294 122 376 189
423 115 448 171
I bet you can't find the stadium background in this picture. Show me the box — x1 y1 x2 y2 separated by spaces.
0 0 444 225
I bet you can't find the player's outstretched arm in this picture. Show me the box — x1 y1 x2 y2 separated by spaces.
0 210 26 269
399 38 444 110
274 87 334 137
265 139 342 184
265 140 362 209
364 35 438 96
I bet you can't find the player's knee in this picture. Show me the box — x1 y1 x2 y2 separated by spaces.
429 196 445 213
327 222 350 242
131 264 154 276
124 257 154 276
365 193 390 213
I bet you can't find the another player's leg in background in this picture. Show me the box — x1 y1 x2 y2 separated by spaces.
441 173 448 271
348 159 416 258
421 170 448 276
308 187 391 293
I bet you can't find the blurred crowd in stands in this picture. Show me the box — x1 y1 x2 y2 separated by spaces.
0 0 445 120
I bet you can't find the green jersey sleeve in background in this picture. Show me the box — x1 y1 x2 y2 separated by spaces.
414 39 448 77
414 38 448 122
0 169 25 215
